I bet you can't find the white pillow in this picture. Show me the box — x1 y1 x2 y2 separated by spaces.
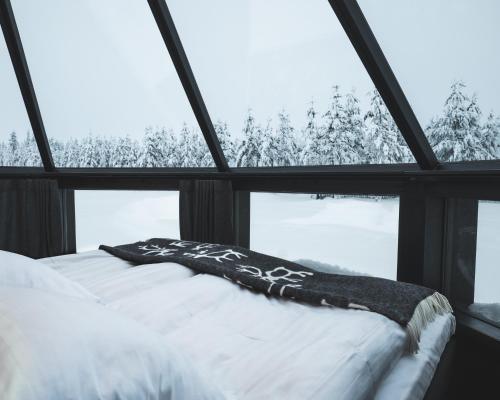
0 250 99 302
0 287 226 400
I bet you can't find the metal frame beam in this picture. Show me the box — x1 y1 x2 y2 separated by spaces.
147 0 229 172
0 0 55 171
327 0 439 170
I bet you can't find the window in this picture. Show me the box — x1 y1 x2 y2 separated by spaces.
471 201 500 326
12 0 213 168
0 32 41 167
250 193 399 279
75 191 180 252
358 0 500 162
168 0 414 167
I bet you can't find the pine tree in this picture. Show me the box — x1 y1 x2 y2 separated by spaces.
8 131 19 165
79 135 101 167
302 101 325 165
177 124 207 167
0 142 7 166
193 128 214 167
236 110 262 167
303 86 344 165
63 138 81 167
274 111 299 166
334 92 366 164
141 127 163 167
214 121 236 165
481 112 499 159
259 119 277 167
364 90 408 163
427 82 487 161
159 129 179 167
21 132 42 166
320 86 345 165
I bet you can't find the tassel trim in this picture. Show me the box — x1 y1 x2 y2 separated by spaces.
406 292 454 354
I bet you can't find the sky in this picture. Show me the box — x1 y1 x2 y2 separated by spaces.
1 0 499 143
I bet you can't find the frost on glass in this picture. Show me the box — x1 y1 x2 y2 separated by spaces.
359 0 500 162
76 191 180 252
250 193 399 279
472 201 500 325
168 0 415 167
0 34 42 167
11 0 213 168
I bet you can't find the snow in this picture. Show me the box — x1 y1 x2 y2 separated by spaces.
250 193 399 279
475 201 500 304
75 191 180 252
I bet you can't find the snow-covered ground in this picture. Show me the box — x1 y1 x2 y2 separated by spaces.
475 201 500 304
75 191 180 252
75 191 499 306
250 193 399 279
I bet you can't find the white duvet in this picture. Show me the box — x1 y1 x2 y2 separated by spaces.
41 250 455 400
0 286 225 400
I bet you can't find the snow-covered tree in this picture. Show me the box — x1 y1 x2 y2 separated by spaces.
260 112 299 166
214 121 236 165
177 124 211 167
236 110 262 167
142 127 164 167
259 120 276 167
7 132 19 165
192 128 213 167
365 90 408 164
301 86 344 166
20 132 42 166
333 92 366 164
426 82 489 161
276 111 299 166
319 86 345 165
481 112 500 159
110 136 140 167
302 101 326 165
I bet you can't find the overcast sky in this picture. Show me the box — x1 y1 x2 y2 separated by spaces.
1 0 499 143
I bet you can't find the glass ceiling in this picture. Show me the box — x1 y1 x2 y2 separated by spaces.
0 32 41 167
11 0 213 168
358 0 500 162
1 0 498 170
169 0 414 167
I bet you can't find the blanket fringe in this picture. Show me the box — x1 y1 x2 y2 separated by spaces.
406 292 453 354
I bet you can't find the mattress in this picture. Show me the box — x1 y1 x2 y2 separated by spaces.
41 250 455 400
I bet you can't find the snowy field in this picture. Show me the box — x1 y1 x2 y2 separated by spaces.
475 201 500 304
75 191 499 305
250 194 399 279
75 191 180 252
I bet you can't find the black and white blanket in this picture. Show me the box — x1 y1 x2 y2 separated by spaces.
99 238 453 353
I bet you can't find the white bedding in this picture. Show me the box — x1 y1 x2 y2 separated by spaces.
42 250 455 400
0 287 225 400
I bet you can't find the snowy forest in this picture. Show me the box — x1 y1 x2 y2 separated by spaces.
1 82 499 167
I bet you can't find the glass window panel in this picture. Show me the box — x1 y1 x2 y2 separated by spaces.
75 190 180 252
250 193 399 279
12 0 213 168
0 33 42 167
471 201 500 326
358 0 500 162
168 0 415 167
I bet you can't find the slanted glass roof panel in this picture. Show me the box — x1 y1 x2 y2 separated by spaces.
358 0 500 162
11 0 213 168
168 0 415 167
0 33 42 167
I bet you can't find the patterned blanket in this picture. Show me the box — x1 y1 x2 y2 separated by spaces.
99 238 453 353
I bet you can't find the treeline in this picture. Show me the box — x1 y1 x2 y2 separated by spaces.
1 82 499 167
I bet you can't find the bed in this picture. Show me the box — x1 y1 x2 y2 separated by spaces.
32 249 455 400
